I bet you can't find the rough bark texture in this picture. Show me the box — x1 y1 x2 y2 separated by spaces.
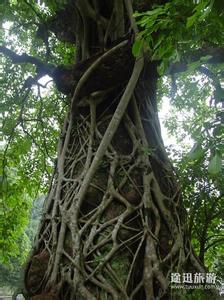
22 1 209 299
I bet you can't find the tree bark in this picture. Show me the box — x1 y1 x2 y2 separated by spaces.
21 1 210 299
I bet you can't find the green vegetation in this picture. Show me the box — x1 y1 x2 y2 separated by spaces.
0 0 223 297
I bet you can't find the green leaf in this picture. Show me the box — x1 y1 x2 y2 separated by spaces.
186 15 197 28
187 143 204 161
199 55 212 62
187 60 202 72
132 39 143 57
145 7 165 16
153 34 165 50
208 153 222 175
186 0 211 28
157 60 166 76
198 0 213 21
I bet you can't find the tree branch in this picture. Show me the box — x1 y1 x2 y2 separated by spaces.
124 0 138 34
0 46 55 76
76 0 107 28
168 46 224 75
23 0 43 21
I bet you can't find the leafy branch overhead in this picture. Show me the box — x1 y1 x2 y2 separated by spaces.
1 0 223 180
0 0 223 298
131 0 224 180
1 0 224 98
133 0 224 73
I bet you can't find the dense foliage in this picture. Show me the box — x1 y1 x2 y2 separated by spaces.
134 1 224 280
0 0 223 296
162 69 224 282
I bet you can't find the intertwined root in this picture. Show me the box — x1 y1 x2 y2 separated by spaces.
25 91 204 300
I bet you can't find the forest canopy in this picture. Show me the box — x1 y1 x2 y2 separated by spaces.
0 0 223 299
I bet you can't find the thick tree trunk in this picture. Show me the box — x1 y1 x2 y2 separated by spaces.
22 1 207 299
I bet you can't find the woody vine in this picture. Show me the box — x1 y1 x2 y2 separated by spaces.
1 0 223 299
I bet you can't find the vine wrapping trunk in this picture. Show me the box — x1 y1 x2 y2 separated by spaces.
22 1 206 299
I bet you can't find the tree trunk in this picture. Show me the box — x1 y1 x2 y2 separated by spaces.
22 1 207 299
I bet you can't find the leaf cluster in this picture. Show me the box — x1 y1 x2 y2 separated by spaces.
133 0 224 74
0 0 73 266
161 67 223 272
